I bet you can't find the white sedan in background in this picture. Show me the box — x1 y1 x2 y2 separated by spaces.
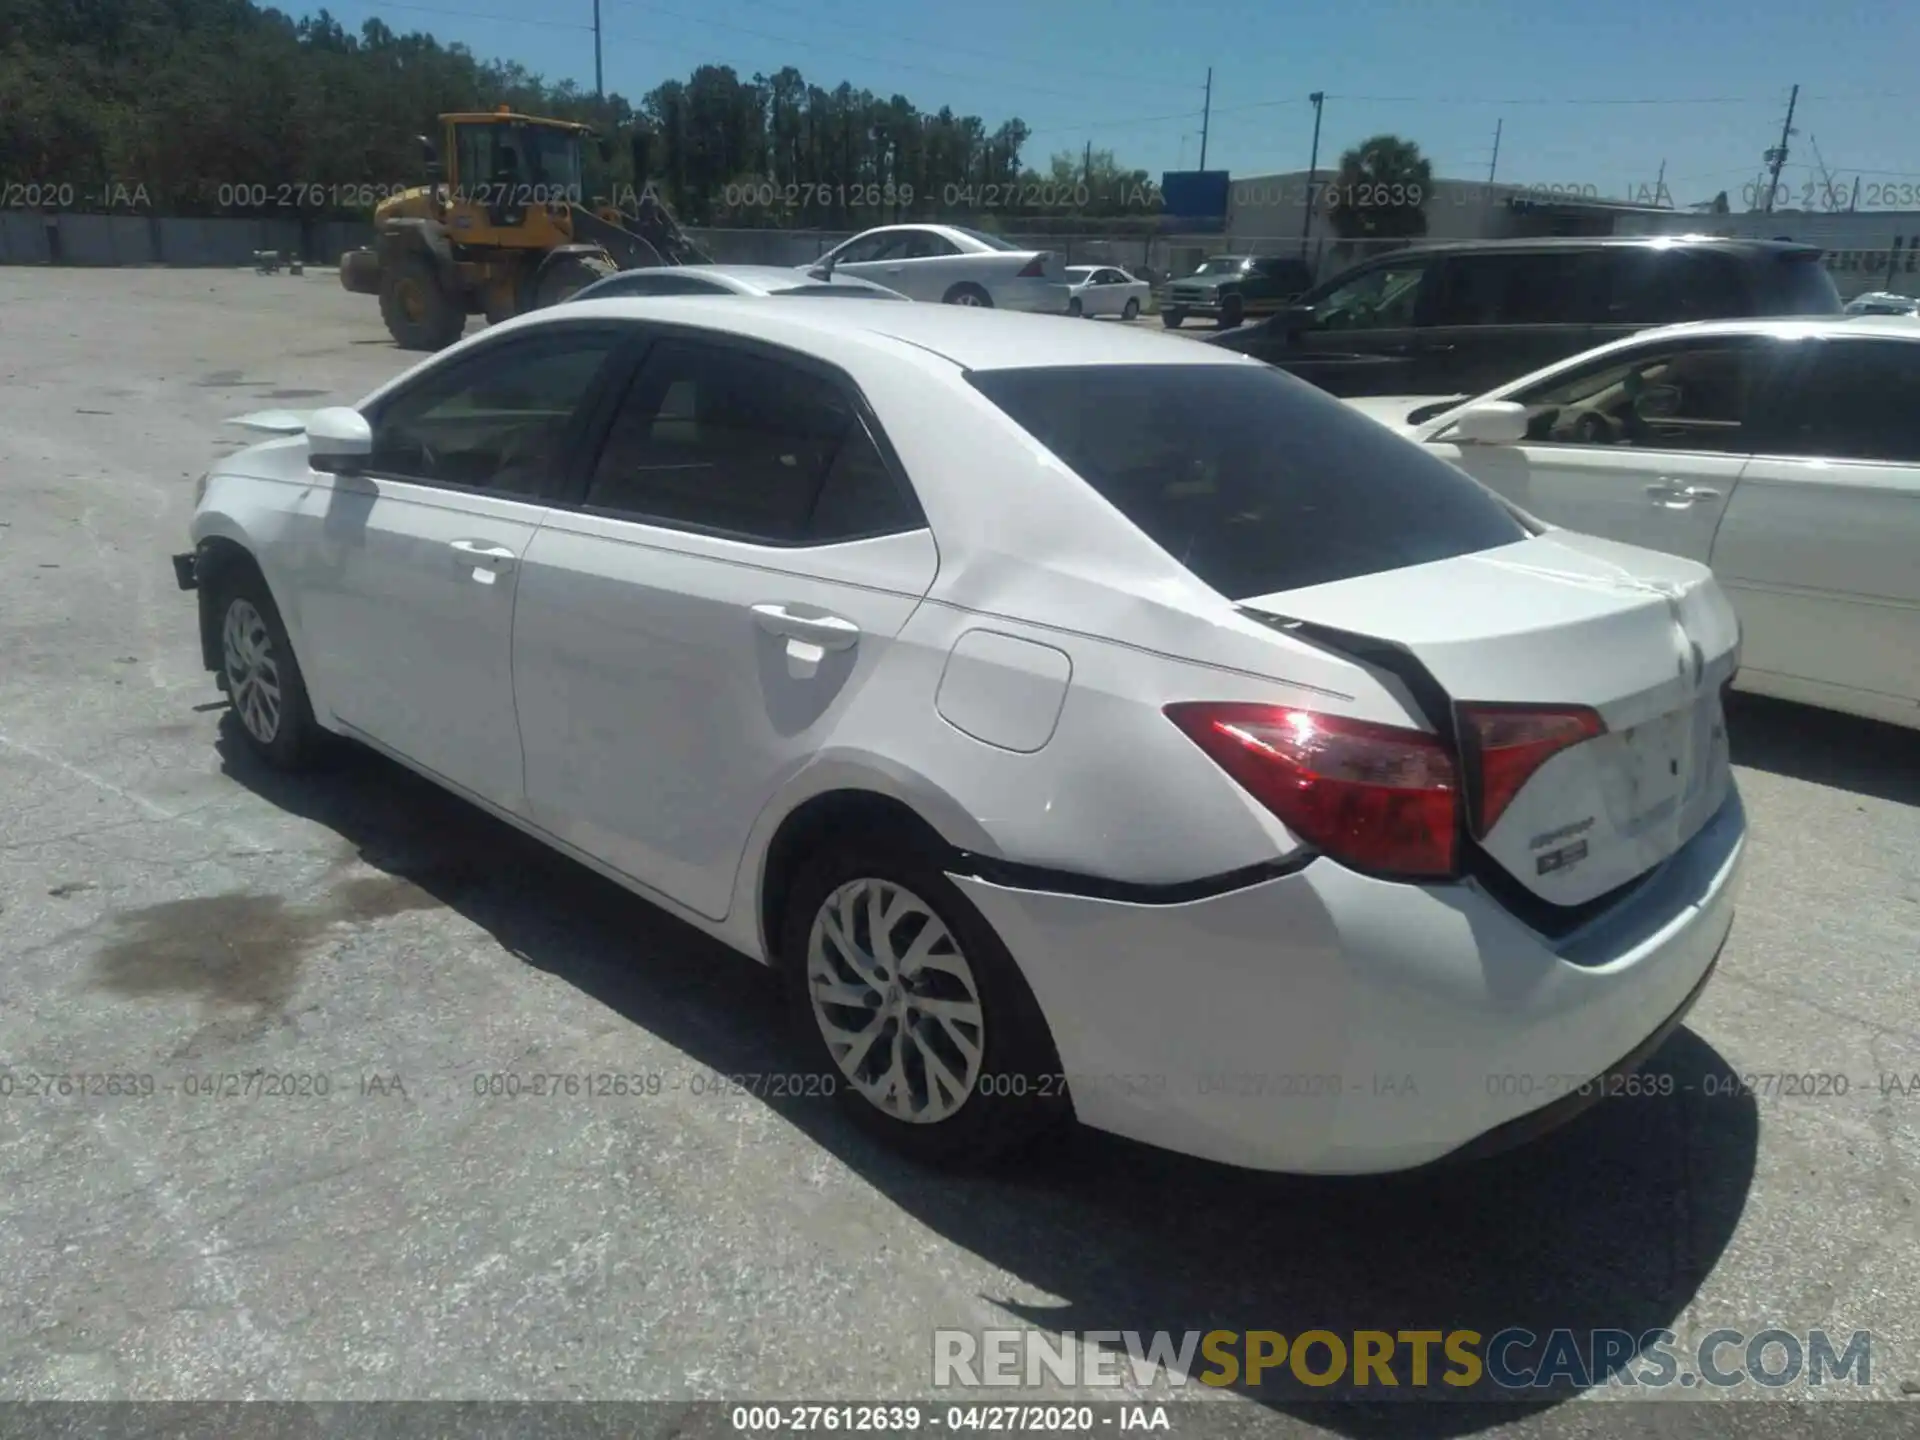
1348 316 1920 731
1065 265 1149 320
801 224 1070 312
569 264 907 302
176 299 1744 1176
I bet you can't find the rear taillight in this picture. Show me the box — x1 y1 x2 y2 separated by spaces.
1164 703 1458 878
1017 254 1048 278
1457 703 1605 837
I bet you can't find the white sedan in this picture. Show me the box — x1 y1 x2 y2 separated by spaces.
1065 264 1149 320
175 298 1745 1175
1347 316 1920 731
800 224 1071 312
568 264 907 302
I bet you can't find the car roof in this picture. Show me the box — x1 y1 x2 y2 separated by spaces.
590 264 889 294
523 293 1251 370
1378 234 1824 260
1625 314 1920 343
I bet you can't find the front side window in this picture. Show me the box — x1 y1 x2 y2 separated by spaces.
1769 339 1920 463
826 233 894 265
583 340 922 543
1308 260 1432 331
967 363 1526 599
1496 338 1777 454
366 333 620 495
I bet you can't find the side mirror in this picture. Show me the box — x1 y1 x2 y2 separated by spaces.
1278 302 1314 332
306 407 374 473
1450 401 1529 445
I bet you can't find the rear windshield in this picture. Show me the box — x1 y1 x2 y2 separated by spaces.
1765 253 1843 314
967 364 1529 599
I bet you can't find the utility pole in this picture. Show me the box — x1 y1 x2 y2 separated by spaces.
1654 158 1666 206
1763 83 1798 214
1487 118 1502 185
1300 91 1325 256
1198 68 1213 170
592 0 604 98
1084 140 1092 187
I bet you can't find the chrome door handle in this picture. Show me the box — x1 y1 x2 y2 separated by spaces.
449 538 517 570
1645 481 1719 507
751 604 860 651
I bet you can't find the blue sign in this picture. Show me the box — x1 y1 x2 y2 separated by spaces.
1160 170 1231 222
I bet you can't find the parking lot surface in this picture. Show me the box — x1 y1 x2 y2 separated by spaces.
1 269 1918 1433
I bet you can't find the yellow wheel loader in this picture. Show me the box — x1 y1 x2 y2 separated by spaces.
338 107 711 350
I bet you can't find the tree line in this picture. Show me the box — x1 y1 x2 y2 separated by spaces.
0 0 1163 225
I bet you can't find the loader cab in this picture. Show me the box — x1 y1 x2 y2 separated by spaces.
437 109 588 247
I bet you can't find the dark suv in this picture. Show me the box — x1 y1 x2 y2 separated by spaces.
1160 254 1314 330
1204 236 1842 397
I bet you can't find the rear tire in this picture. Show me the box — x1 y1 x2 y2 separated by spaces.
943 282 993 308
535 252 617 308
1067 296 1084 317
1162 310 1185 329
1122 298 1140 321
214 567 324 772
1218 294 1244 329
379 253 465 351
780 836 1069 1168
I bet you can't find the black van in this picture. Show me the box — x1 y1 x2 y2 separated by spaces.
1204 236 1842 397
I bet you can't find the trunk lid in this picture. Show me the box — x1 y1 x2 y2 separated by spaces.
1239 530 1739 908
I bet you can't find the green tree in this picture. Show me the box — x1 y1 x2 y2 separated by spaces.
1325 133 1432 248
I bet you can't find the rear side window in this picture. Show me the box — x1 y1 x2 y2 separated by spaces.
966 364 1527 599
1770 339 1920 462
1760 253 1844 315
1430 251 1606 326
1599 249 1746 323
583 339 922 543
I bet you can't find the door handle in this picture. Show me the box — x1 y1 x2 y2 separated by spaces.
751 604 861 651
1645 482 1720 508
449 538 517 571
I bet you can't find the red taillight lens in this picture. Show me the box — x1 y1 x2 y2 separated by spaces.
1017 254 1048 278
1165 703 1458 878
1457 703 1605 837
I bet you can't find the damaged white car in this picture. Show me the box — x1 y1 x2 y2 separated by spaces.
174 298 1746 1175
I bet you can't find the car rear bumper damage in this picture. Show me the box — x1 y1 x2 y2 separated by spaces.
949 789 1746 1175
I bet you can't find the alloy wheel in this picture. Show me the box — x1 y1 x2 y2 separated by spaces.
806 877 986 1123
222 598 283 745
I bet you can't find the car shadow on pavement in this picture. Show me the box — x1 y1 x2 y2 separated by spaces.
218 721 1759 1436
1727 693 1919 807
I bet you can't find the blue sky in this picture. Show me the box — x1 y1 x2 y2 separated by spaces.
326 0 1920 210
